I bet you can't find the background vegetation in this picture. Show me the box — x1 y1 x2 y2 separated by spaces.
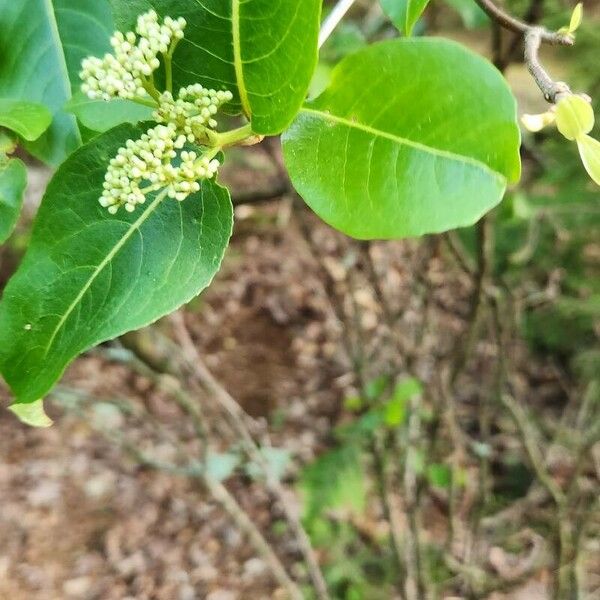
0 0 598 599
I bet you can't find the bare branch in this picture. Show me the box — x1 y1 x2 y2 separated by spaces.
472 0 576 103
472 0 572 45
169 312 331 600
524 28 572 103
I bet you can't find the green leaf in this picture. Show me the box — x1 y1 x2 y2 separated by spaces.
570 3 583 32
110 0 321 135
555 95 594 141
0 123 233 405
0 0 113 165
577 134 600 186
65 93 154 133
282 39 521 240
9 399 53 428
0 100 52 141
0 158 27 244
380 0 430 36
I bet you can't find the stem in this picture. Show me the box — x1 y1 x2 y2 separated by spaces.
449 215 493 386
207 123 257 148
170 313 331 600
471 0 576 103
206 475 304 600
142 77 161 102
163 38 180 95
472 0 572 44
525 28 572 102
131 95 159 108
403 394 425 600
164 54 173 94
500 393 566 508
319 0 358 48
370 434 408 598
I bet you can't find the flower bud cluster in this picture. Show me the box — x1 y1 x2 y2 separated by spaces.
99 123 220 214
154 85 234 141
80 10 186 101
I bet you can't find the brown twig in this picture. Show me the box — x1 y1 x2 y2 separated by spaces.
524 28 572 102
473 0 572 44
52 387 302 600
472 0 574 103
169 312 331 600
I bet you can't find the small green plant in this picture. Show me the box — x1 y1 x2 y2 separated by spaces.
0 0 595 425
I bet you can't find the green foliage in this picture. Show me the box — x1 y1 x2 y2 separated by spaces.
300 444 366 524
0 158 27 243
283 38 521 239
444 0 488 28
427 463 452 488
0 0 113 165
383 377 422 426
0 100 52 142
0 123 233 405
65 93 154 133
110 0 321 135
0 3 547 412
380 0 430 36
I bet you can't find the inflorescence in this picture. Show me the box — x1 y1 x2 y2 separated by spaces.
81 11 185 102
80 10 235 214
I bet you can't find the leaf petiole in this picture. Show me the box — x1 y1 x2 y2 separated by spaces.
206 123 258 149
131 95 159 108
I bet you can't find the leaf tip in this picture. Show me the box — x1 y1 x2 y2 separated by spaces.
8 399 53 428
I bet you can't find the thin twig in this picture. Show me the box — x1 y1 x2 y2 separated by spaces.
472 0 575 103
169 312 331 600
472 0 572 44
403 392 425 600
500 393 566 508
524 29 572 102
319 0 358 48
53 387 302 600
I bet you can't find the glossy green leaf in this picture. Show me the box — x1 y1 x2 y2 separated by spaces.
0 123 233 405
9 399 53 428
0 158 27 243
380 0 430 35
282 39 521 240
0 100 52 142
110 0 321 135
577 134 600 186
0 0 113 165
65 93 154 133
54 0 114 92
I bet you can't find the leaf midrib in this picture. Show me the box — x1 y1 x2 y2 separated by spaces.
232 0 251 118
42 189 168 357
42 0 82 145
300 107 506 182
